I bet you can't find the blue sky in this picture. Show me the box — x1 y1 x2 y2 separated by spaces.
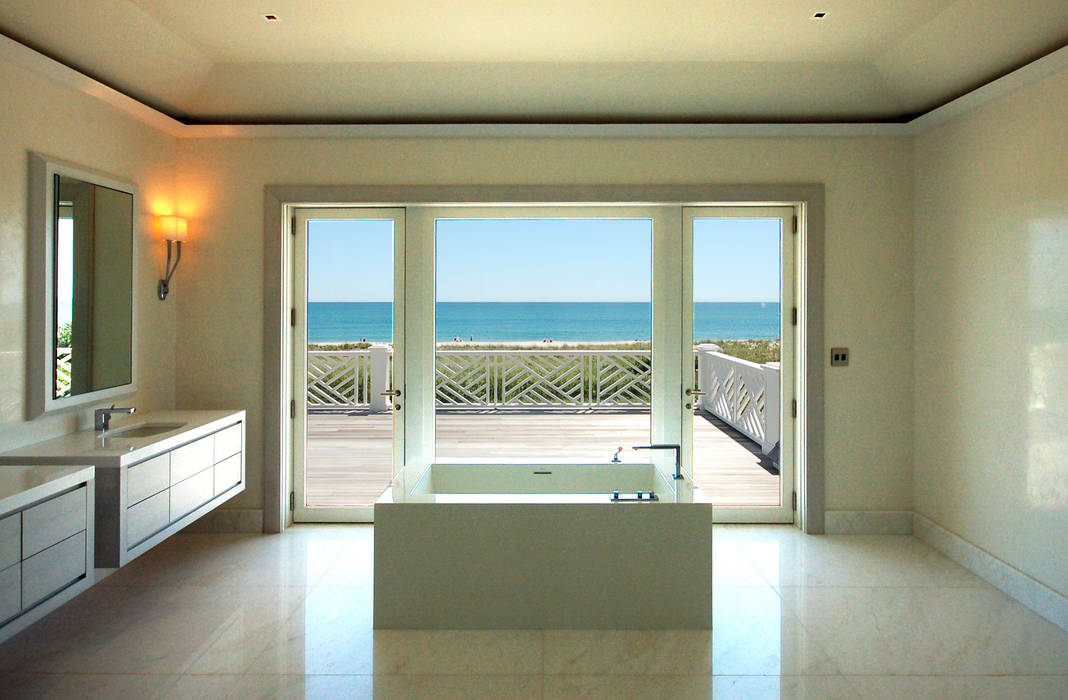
307 217 780 302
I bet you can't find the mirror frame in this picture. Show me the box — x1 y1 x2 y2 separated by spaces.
27 153 139 417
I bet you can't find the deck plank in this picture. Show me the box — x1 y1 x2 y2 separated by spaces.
303 410 779 508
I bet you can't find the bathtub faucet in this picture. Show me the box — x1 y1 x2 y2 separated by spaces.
632 444 682 480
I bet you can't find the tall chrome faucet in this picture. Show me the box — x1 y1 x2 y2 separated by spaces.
632 443 682 480
95 404 136 433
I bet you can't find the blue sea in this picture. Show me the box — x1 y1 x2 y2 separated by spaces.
308 302 780 343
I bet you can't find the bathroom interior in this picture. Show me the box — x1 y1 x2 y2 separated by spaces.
0 2 1067 697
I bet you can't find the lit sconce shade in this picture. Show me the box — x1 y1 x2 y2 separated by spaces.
155 215 188 242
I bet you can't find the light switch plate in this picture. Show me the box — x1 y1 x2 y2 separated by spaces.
830 347 849 366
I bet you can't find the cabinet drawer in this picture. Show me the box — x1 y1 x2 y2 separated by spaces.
213 423 242 463
0 514 20 571
22 531 86 609
0 564 19 622
171 436 214 484
128 453 170 506
170 468 213 521
214 453 242 496
127 490 169 547
22 487 87 559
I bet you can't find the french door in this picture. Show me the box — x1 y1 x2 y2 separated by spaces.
683 207 796 522
289 204 798 523
291 208 405 522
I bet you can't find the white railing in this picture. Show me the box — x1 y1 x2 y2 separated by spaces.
307 345 780 455
437 350 651 408
56 347 72 398
306 348 651 411
695 343 780 455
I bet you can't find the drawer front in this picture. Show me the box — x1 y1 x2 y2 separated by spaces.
214 454 242 496
0 564 19 622
127 490 169 547
0 513 20 571
22 531 86 609
171 435 214 484
170 468 214 521
128 453 170 506
22 487 87 559
213 423 243 463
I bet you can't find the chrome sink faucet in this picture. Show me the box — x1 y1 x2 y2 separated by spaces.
95 404 136 433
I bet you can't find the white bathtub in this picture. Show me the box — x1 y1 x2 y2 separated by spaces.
411 463 676 503
374 463 713 629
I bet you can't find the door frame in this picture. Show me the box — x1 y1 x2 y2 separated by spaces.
265 184 824 533
290 206 405 522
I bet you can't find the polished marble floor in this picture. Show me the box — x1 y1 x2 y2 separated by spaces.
0 525 1066 699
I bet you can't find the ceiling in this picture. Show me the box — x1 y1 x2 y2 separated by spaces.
1 0 1066 124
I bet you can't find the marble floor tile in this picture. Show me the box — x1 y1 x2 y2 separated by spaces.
244 585 376 675
742 534 984 589
161 673 373 700
845 675 1068 700
712 586 840 675
372 630 543 675
543 630 713 675
372 673 543 699
781 585 1068 675
543 674 716 699
712 675 860 700
0 672 180 700
13 585 308 674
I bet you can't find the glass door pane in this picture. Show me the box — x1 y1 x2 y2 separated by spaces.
432 216 654 463
293 208 404 522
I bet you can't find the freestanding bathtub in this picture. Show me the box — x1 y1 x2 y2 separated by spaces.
374 463 713 629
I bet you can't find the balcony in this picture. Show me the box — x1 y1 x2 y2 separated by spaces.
303 346 781 508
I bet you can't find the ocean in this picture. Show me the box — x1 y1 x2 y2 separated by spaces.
308 302 780 343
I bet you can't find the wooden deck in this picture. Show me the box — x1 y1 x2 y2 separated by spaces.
304 410 780 508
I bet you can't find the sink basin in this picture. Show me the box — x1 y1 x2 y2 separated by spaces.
107 422 186 438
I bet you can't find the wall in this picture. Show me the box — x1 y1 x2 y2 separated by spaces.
914 69 1068 595
175 136 914 518
0 57 178 449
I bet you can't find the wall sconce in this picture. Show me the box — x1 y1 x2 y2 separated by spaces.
155 215 187 300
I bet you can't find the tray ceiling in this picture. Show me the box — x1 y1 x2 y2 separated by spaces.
1 0 1066 123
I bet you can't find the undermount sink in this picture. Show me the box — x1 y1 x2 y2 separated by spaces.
107 422 186 438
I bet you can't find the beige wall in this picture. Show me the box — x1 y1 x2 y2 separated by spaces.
914 69 1068 595
175 136 915 514
0 58 178 448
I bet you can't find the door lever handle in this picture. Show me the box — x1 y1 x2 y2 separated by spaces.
380 389 402 397
684 388 705 396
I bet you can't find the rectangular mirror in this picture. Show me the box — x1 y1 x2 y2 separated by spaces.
28 154 138 416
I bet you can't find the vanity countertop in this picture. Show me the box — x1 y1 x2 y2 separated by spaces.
0 410 244 469
0 464 95 513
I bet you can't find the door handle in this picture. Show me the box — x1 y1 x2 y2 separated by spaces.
380 389 402 397
685 388 705 396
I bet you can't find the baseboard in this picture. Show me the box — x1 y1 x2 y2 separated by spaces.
913 513 1068 633
182 508 264 533
824 510 913 534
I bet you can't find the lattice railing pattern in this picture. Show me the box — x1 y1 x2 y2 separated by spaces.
305 349 652 409
55 347 72 398
697 349 770 447
307 350 373 408
436 351 651 408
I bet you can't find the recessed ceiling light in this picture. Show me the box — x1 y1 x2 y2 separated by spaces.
812 12 827 19
262 14 280 22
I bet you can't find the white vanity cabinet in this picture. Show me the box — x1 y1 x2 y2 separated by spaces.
103 414 245 567
0 465 95 644
0 410 245 569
